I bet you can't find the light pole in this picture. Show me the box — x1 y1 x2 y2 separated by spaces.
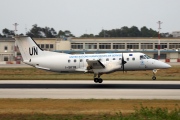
157 21 162 60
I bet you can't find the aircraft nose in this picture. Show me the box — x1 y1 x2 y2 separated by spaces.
165 63 171 68
159 61 171 69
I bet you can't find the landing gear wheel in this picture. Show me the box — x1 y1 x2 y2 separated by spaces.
94 78 98 83
98 78 103 83
152 76 156 80
94 78 103 83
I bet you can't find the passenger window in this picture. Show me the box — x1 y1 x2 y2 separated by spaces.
86 59 89 62
127 58 129 61
74 59 76 62
68 60 70 63
113 58 115 60
119 58 122 60
132 58 135 61
80 59 83 62
106 58 109 61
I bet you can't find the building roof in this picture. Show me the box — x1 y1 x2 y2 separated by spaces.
0 38 15 41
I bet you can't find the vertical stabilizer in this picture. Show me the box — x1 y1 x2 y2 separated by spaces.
15 36 44 61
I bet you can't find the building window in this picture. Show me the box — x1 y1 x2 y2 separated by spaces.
127 43 139 49
50 44 54 49
141 43 153 49
169 43 180 49
71 43 83 49
85 43 97 49
155 43 167 49
46 44 49 49
4 56 8 61
99 43 111 49
113 43 125 49
41 44 44 49
4 46 8 50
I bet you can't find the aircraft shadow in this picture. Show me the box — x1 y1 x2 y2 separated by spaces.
0 83 180 89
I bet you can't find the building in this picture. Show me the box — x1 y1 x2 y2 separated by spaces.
0 38 15 63
0 37 180 64
172 31 180 38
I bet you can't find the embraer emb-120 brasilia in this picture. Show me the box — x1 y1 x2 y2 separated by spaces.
15 36 171 83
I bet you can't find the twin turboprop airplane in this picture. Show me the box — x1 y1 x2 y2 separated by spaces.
15 36 171 83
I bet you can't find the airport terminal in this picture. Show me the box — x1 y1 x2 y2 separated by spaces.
0 37 180 64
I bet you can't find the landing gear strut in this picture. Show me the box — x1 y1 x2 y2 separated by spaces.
94 73 103 83
152 69 158 80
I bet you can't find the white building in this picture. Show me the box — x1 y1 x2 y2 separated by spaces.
172 31 180 38
0 37 180 63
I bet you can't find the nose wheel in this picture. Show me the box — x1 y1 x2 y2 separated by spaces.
152 69 158 80
152 76 156 80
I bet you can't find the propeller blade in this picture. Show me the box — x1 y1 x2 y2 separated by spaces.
122 53 127 73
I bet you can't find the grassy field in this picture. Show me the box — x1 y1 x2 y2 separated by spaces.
0 65 179 80
0 99 180 120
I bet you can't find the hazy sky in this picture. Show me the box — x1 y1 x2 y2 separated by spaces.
0 0 179 37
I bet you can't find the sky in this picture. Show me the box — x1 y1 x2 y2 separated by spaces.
0 0 180 37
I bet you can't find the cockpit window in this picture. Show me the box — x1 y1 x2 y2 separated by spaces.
140 55 152 60
140 55 146 60
144 55 151 59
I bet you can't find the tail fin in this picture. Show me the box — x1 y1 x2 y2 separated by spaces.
15 36 44 61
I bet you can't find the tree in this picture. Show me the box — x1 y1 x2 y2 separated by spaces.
140 26 158 37
26 24 42 38
80 34 94 37
41 27 57 38
129 26 141 37
57 30 75 38
26 24 57 38
2 28 15 36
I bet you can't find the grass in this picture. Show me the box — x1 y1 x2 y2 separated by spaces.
0 65 179 80
0 99 180 120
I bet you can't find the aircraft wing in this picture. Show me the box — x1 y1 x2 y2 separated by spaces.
87 60 105 69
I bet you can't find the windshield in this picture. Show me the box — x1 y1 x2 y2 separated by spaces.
144 55 151 59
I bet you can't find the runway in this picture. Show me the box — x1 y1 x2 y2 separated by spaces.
0 80 180 99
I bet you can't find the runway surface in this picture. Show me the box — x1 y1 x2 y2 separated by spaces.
0 80 180 99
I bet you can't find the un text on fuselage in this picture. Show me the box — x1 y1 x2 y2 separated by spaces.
29 46 38 56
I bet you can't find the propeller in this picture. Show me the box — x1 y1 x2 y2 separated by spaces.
122 53 127 73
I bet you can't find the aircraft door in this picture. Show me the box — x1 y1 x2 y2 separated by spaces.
139 55 146 69
79 58 84 68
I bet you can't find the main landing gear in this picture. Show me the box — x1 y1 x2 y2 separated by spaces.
152 69 158 80
94 73 103 83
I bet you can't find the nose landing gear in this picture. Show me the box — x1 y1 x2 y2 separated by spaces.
152 69 158 80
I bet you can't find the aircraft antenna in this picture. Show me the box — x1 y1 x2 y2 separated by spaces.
157 21 162 60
